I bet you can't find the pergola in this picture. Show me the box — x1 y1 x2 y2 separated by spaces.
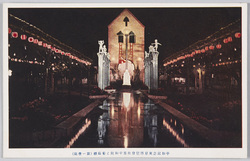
8 14 94 102
162 20 241 95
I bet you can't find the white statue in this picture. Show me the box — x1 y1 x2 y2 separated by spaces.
123 69 131 86
98 40 104 53
103 45 107 53
149 45 154 53
106 52 110 59
151 39 162 52
145 51 149 58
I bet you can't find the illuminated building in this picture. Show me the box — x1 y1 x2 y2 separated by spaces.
108 9 145 82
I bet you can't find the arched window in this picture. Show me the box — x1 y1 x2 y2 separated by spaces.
117 31 124 43
129 31 135 43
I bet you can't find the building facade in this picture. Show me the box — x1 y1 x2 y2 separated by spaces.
108 9 145 82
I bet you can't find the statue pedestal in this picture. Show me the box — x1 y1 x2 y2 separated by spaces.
122 69 131 86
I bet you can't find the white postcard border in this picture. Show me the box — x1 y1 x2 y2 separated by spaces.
2 3 248 158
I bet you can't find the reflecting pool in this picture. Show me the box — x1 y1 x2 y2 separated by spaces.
67 91 213 148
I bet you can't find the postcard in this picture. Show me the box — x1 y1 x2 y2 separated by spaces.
2 3 248 158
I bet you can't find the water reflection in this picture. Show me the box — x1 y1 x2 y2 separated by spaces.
144 99 158 146
123 92 131 109
67 91 208 148
181 124 185 134
163 118 189 147
137 102 141 121
65 118 91 148
105 92 143 147
111 102 115 118
124 135 128 148
98 100 110 145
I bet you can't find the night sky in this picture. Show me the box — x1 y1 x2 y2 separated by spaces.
9 8 241 65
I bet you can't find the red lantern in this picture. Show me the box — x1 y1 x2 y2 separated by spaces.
47 45 51 49
43 43 47 48
52 47 56 51
235 32 241 38
20 35 27 40
61 52 65 55
216 44 222 49
33 39 38 44
209 45 214 50
227 37 233 42
201 49 205 53
12 32 18 38
8 28 12 34
28 37 34 42
205 46 209 51
38 41 43 46
223 38 228 43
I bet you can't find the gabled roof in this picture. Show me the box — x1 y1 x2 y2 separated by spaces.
108 9 145 28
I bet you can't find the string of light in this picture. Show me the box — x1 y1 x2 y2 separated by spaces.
9 56 44 65
9 28 91 66
212 60 241 67
9 14 92 66
163 32 241 67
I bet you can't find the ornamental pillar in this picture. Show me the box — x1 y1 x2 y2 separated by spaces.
97 52 104 90
151 51 159 90
144 52 151 89
144 40 161 91
97 40 110 90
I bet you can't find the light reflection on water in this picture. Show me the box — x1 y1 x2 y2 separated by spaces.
163 118 189 147
98 92 143 147
67 91 207 148
65 119 91 148
124 135 128 148
95 92 189 147
123 92 131 109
